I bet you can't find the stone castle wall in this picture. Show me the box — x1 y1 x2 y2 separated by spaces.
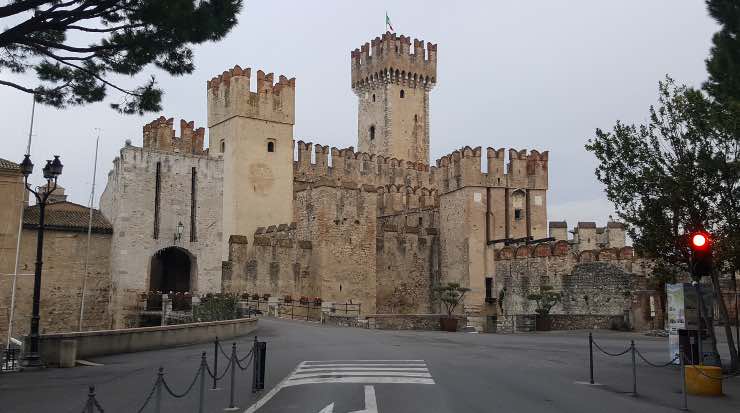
100 142 223 328
493 242 661 329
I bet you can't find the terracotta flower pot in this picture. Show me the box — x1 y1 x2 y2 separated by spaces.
535 315 552 331
439 316 459 332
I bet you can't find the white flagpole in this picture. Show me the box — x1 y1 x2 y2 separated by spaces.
6 95 35 348
78 129 101 331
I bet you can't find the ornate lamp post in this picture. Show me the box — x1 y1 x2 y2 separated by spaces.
19 154 63 368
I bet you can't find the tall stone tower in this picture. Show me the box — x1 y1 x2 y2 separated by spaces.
352 32 437 165
207 66 296 257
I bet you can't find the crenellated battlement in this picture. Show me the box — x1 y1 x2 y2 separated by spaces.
293 140 549 193
495 241 636 262
142 116 207 155
207 65 295 128
351 32 437 92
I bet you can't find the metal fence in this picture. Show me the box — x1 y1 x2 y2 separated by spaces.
77 336 267 413
1 347 20 372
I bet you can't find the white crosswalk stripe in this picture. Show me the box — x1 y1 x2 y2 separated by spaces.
282 360 436 387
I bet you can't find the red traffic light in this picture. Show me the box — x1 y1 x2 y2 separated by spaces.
691 233 707 248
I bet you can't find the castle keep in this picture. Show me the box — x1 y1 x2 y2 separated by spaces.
0 31 661 335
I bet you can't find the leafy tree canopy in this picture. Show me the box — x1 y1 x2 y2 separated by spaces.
0 0 243 114
704 0 740 112
585 77 739 276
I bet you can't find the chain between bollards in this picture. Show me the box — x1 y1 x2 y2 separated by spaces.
226 342 238 411
630 340 637 397
212 337 220 390
85 386 96 413
199 352 207 413
588 332 594 385
154 367 164 413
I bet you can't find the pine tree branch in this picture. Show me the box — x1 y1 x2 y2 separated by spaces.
67 23 144 33
0 80 35 93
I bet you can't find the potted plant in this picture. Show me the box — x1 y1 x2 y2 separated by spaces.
313 297 322 306
434 282 471 332
284 294 293 303
251 293 260 301
527 285 561 331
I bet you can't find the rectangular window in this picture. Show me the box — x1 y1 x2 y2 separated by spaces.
485 277 494 303
190 167 197 242
514 208 522 220
153 161 161 239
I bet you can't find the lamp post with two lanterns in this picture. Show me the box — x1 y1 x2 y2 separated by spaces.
18 154 63 368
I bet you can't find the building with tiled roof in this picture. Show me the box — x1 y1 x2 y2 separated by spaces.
23 201 112 234
0 157 20 171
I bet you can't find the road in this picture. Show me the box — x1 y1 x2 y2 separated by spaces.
0 317 738 413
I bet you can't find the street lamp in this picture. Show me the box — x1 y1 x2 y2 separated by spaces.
175 221 184 243
19 154 62 368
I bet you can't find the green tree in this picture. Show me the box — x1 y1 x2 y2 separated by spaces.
585 77 739 370
0 0 242 114
704 0 740 113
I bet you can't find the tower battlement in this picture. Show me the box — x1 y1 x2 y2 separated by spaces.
207 65 295 128
142 116 206 155
351 32 437 92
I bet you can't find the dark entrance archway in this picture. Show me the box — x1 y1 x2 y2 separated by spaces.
150 247 192 293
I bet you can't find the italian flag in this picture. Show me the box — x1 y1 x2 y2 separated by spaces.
386 12 394 32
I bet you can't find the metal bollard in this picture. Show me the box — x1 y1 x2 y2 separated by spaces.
199 352 207 413
589 333 594 384
155 367 164 413
631 340 637 396
212 337 219 390
226 343 238 410
680 351 688 411
86 386 96 413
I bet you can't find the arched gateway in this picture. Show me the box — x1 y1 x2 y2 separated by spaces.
149 247 195 293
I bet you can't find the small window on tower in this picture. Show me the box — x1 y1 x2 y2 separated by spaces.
220 140 225 153
414 114 418 122
400 89 405 98
267 141 275 152
369 125 375 140
372 94 376 102
514 208 522 220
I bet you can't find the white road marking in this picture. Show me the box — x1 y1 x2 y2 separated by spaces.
317 385 379 413
291 372 432 379
297 367 429 372
287 377 436 387
243 360 435 412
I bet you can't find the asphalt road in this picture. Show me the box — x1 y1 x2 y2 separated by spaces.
1 317 738 413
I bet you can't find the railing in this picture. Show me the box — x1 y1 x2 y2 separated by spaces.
277 302 322 321
330 302 362 316
77 336 267 413
1 347 20 372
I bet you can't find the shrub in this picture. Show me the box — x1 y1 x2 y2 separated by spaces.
193 293 239 322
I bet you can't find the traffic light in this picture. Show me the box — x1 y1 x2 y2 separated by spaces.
689 231 713 280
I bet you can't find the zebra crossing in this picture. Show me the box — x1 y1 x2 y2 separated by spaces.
283 360 435 387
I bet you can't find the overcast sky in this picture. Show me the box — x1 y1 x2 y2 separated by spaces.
0 1 719 229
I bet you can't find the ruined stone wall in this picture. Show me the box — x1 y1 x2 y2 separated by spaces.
0 229 111 339
494 242 657 324
99 144 223 328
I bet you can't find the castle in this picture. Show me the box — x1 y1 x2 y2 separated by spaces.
94 31 658 331
0 32 662 339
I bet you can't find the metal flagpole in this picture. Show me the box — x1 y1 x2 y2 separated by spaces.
78 129 101 331
6 95 36 348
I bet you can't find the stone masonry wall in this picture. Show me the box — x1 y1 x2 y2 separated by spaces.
494 241 656 324
375 216 438 314
99 144 223 328
0 229 111 339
